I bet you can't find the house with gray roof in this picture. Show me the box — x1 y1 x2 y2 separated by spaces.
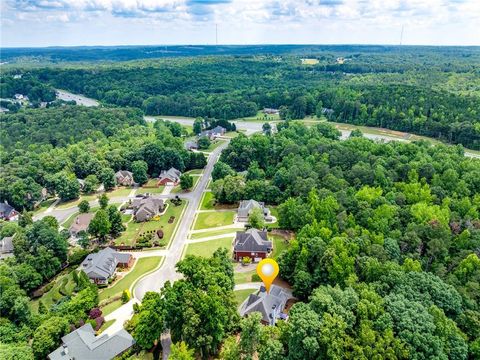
185 140 198 151
157 167 181 186
115 170 134 186
80 247 133 285
239 285 291 325
48 323 135 360
234 229 272 262
69 213 94 238
0 235 14 260
237 199 272 223
200 126 226 139
131 196 165 222
0 201 19 221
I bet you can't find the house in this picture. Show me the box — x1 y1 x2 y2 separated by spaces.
115 170 134 186
237 199 272 223
0 201 19 221
158 167 181 186
199 126 226 139
77 178 86 191
69 213 94 238
185 140 198 151
0 235 14 260
239 285 290 325
263 108 280 115
14 94 24 100
80 247 133 284
48 323 135 360
132 195 165 222
234 228 272 262
13 74 22 79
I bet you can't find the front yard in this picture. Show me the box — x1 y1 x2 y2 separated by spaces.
185 237 233 258
234 289 256 305
190 227 243 240
136 179 164 195
171 176 200 194
99 256 162 303
114 200 186 247
61 207 99 229
193 211 235 230
30 270 77 312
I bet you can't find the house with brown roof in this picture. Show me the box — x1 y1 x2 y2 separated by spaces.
115 170 134 186
234 229 272 262
157 167 181 186
131 195 165 222
69 213 94 238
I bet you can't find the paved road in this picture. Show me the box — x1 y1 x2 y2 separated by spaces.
134 142 229 300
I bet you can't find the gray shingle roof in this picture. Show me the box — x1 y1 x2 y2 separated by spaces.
0 202 17 219
237 199 270 219
158 167 181 183
80 247 131 281
132 196 164 221
0 235 14 254
234 229 272 253
48 323 135 360
239 285 289 325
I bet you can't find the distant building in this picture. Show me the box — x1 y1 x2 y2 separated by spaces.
158 167 181 186
263 108 280 115
131 195 165 222
14 94 24 100
239 285 290 325
185 140 198 151
115 170 134 186
80 247 133 285
234 228 272 262
69 213 94 238
48 323 135 360
336 57 345 64
0 235 15 260
0 201 19 221
200 126 226 139
13 74 22 79
237 199 272 223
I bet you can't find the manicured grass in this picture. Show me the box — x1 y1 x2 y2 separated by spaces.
171 176 200 194
271 234 289 259
185 237 233 258
234 289 256 305
224 131 241 138
238 110 280 122
234 269 256 284
200 191 215 210
193 211 235 230
121 214 132 223
114 200 186 246
266 207 279 230
33 198 56 214
136 186 165 194
99 319 115 333
99 256 162 302
106 187 133 197
190 228 242 240
206 140 226 152
31 271 76 312
101 299 123 316
185 169 203 175
56 194 98 209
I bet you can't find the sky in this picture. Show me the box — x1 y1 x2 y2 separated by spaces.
1 0 479 47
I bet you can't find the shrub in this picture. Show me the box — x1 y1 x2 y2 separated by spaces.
252 274 261 282
121 289 131 304
94 316 105 331
89 308 102 319
241 256 252 265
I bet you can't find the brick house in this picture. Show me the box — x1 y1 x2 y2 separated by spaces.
233 229 272 262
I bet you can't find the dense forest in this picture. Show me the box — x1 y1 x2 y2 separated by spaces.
4 45 478 148
0 106 205 210
205 123 480 359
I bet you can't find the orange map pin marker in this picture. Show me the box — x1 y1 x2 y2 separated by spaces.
256 258 279 293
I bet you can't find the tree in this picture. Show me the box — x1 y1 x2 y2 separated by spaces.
98 194 109 209
18 210 33 228
31 316 69 359
55 172 80 201
262 122 272 135
83 174 99 193
108 205 125 237
198 136 211 150
248 207 265 229
100 168 116 191
180 174 194 190
170 341 195 360
121 289 131 303
132 160 148 185
212 161 235 181
78 200 90 213
193 118 203 135
88 209 111 241
239 312 263 359
77 231 90 249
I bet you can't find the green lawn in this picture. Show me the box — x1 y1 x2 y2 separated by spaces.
56 194 98 209
99 256 162 302
234 269 256 284
185 237 233 257
185 169 204 175
266 207 280 230
206 140 226 152
193 211 235 230
237 110 280 122
99 319 115 333
106 187 133 197
224 131 241 138
200 191 215 210
234 289 256 305
136 179 164 194
101 299 123 316
33 198 56 215
31 271 76 312
190 227 242 240
114 200 186 246
271 234 289 259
